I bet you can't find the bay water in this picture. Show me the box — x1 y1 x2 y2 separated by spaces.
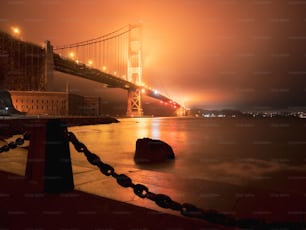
69 117 306 185
68 117 306 221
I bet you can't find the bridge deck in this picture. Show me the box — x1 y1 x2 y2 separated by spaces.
53 53 181 106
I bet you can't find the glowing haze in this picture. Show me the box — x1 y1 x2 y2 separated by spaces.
1 0 306 111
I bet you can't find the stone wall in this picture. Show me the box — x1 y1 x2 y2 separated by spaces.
9 91 102 116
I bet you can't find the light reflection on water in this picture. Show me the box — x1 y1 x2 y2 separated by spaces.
69 117 306 187
68 117 306 218
1 117 306 220
69 117 188 172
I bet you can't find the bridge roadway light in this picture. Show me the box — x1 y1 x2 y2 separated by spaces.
69 51 75 59
11 26 20 35
11 26 21 38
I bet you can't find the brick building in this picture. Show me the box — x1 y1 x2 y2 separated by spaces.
83 96 102 116
9 91 102 116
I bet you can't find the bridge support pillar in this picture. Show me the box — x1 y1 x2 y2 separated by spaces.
126 89 143 117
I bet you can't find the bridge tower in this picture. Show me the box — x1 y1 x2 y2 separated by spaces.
126 24 143 117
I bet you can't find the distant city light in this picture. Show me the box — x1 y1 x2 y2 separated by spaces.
102 66 107 71
141 88 146 93
87 60 93 66
153 90 159 95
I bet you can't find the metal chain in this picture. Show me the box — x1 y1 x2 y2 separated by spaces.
0 132 30 153
66 131 305 229
1 127 303 228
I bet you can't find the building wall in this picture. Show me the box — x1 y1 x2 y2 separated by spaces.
10 91 67 115
9 91 101 116
68 94 84 116
83 96 101 116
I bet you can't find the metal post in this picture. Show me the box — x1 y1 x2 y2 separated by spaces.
44 40 54 90
25 119 74 193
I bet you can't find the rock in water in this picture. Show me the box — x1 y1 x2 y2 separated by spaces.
134 138 175 163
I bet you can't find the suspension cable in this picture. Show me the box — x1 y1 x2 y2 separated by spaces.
54 25 130 50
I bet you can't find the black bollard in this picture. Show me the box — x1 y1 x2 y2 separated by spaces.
25 119 74 193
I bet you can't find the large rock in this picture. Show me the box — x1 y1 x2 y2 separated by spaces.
134 138 175 163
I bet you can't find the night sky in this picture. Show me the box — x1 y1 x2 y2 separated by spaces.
1 0 306 111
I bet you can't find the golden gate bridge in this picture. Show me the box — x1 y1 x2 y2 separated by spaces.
52 24 184 116
0 24 185 117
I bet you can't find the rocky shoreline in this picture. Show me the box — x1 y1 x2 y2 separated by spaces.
0 116 119 139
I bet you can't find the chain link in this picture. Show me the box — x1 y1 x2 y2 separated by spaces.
2 126 304 228
0 132 30 154
67 131 305 229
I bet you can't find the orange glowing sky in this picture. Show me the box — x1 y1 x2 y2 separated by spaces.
1 0 306 110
